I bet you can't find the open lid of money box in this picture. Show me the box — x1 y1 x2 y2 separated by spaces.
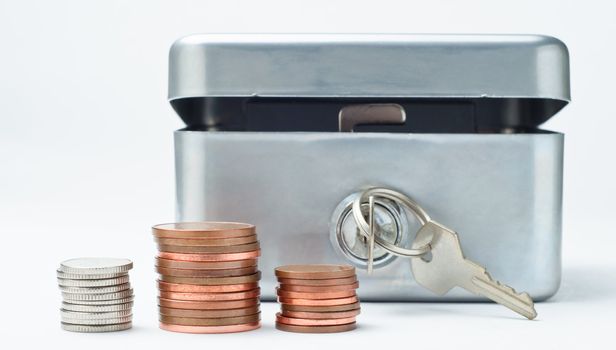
168 34 570 133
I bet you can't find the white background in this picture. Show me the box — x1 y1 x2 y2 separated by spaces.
1 0 615 348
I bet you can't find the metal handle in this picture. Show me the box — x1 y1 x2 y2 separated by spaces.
338 104 406 132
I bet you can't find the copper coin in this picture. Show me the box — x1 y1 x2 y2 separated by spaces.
281 309 361 319
156 265 258 277
159 306 260 318
160 313 260 326
159 288 260 301
276 313 356 326
275 265 355 280
278 296 359 306
157 281 258 293
153 222 256 239
279 281 359 292
277 275 357 286
158 242 260 254
155 235 257 247
158 297 260 310
160 322 260 334
281 302 361 313
159 272 261 285
158 251 261 262
276 288 356 300
275 322 356 333
156 257 257 270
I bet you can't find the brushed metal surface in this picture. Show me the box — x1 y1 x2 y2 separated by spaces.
168 34 570 102
175 131 563 301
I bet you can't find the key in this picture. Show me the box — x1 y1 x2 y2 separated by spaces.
411 221 537 320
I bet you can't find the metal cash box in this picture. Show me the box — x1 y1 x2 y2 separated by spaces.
168 34 569 301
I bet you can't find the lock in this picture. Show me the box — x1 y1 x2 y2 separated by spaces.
330 192 413 269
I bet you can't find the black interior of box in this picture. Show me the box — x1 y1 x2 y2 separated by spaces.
171 97 566 133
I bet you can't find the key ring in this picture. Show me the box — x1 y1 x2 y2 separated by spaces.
352 187 433 257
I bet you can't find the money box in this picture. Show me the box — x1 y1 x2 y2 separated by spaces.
168 34 569 301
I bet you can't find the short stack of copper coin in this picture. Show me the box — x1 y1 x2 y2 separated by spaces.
275 264 360 333
152 222 261 334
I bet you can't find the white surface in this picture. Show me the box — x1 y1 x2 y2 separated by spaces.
0 0 615 348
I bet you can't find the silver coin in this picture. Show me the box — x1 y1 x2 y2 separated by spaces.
59 257 133 275
62 289 133 301
60 309 132 319
61 315 133 325
57 275 129 287
62 296 134 305
57 270 128 280
61 301 133 312
60 283 131 294
61 321 132 333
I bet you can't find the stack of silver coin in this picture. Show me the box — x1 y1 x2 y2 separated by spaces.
57 257 134 332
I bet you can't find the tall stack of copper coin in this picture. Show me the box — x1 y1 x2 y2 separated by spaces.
274 265 360 333
152 222 262 334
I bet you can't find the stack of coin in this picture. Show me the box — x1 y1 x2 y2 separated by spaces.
153 222 262 334
57 257 134 332
274 264 360 333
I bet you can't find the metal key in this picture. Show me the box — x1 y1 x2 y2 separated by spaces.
411 221 538 320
